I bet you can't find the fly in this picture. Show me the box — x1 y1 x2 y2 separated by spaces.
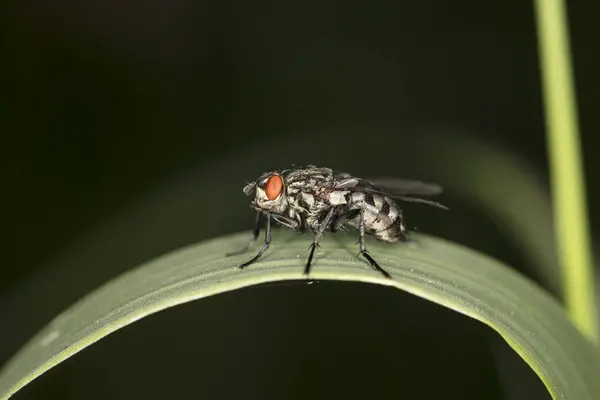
226 165 447 278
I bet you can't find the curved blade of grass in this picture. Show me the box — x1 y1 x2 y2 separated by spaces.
0 232 599 399
419 131 563 297
534 0 597 341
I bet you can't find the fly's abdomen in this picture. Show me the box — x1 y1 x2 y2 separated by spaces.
347 192 408 243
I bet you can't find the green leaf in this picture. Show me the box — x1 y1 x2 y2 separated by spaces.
534 0 598 341
0 232 598 399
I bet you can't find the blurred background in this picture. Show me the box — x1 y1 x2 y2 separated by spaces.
1 0 598 398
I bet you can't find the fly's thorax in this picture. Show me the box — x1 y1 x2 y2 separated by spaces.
285 190 332 230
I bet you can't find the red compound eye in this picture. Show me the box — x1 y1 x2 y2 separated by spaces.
265 175 283 200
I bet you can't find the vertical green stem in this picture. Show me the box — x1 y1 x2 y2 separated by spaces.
534 0 597 341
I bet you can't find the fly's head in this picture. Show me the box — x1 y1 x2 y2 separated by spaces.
242 172 288 214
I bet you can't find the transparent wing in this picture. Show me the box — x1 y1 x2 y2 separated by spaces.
335 176 448 210
366 178 443 196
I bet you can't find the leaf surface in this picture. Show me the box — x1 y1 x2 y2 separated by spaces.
0 232 598 399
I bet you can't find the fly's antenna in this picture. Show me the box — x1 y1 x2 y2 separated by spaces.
242 181 257 195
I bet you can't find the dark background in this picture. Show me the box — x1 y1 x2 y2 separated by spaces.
1 0 598 398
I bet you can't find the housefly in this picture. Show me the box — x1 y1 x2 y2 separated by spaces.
227 165 447 278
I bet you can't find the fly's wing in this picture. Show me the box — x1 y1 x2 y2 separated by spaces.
335 176 448 210
363 177 443 196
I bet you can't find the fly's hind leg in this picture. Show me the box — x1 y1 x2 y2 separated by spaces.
358 210 392 279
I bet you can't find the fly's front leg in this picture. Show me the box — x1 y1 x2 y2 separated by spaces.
271 214 300 230
358 210 392 279
239 213 272 269
304 208 335 276
226 211 261 257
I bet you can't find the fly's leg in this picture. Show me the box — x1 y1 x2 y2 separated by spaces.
226 211 262 257
239 213 272 268
359 210 392 279
330 209 360 232
304 208 335 276
272 214 300 230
